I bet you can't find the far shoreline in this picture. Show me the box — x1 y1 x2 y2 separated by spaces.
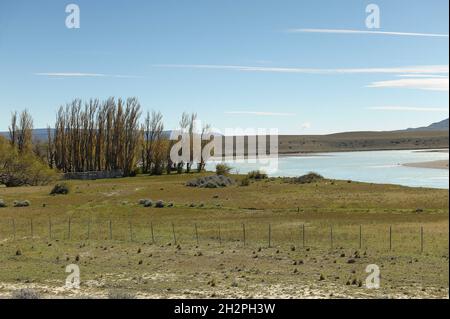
403 160 449 170
278 147 449 157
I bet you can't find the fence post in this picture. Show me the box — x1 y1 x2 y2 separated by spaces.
87 218 91 240
150 222 155 244
49 217 52 240
302 224 305 248
389 226 392 251
12 219 15 240
242 223 246 247
172 223 177 245
129 220 133 242
359 225 362 249
420 226 424 254
30 218 34 238
68 217 71 240
195 223 199 245
218 225 222 245
330 225 333 249
109 220 112 240
268 224 272 248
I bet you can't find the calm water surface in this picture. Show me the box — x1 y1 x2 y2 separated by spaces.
207 149 449 189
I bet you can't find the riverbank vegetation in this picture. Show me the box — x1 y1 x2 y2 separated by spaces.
2 99 212 187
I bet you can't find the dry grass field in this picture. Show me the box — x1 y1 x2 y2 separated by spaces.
278 130 449 154
0 173 448 299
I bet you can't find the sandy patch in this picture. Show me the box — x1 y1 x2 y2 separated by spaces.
403 160 449 170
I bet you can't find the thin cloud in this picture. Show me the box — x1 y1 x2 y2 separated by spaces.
367 106 449 112
154 64 449 75
397 74 449 78
287 28 449 38
367 106 448 113
35 72 142 78
367 78 449 91
225 111 296 116
301 122 312 129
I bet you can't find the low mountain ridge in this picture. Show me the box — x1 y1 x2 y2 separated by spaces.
406 118 449 132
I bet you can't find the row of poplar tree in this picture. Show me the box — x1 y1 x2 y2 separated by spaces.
8 97 209 177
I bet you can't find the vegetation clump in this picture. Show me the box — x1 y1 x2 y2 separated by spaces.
138 199 153 207
155 200 165 208
247 170 268 180
240 177 250 187
107 290 136 299
284 172 325 184
0 137 57 187
13 200 30 207
0 199 6 208
11 288 41 299
50 183 70 195
215 163 232 176
186 175 234 188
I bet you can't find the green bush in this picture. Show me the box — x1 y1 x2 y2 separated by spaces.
240 177 250 186
155 200 165 208
247 170 268 180
285 172 325 184
138 199 153 207
50 183 70 195
0 137 57 187
215 163 232 176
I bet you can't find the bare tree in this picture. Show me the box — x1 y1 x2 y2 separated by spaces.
197 123 211 172
8 111 18 148
15 110 33 154
141 111 164 174
122 98 142 176
186 113 197 173
46 126 55 169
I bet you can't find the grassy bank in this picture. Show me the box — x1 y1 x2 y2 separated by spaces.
0 173 448 298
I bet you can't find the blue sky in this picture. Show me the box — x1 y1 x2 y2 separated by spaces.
0 0 448 134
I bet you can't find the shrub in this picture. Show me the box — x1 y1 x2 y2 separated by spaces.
13 200 30 207
0 137 57 187
215 163 232 176
0 199 6 208
107 290 135 299
138 199 153 207
155 200 165 208
186 175 234 188
240 177 250 186
247 170 268 180
50 183 70 195
11 288 41 299
285 172 325 184
176 163 184 174
204 181 219 188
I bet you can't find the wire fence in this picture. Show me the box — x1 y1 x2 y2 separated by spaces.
0 216 448 254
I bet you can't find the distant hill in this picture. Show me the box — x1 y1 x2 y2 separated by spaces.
0 128 52 142
0 129 214 142
278 118 448 153
406 118 449 132
1 119 448 153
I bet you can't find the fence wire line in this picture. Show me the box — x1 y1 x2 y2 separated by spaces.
0 217 445 254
